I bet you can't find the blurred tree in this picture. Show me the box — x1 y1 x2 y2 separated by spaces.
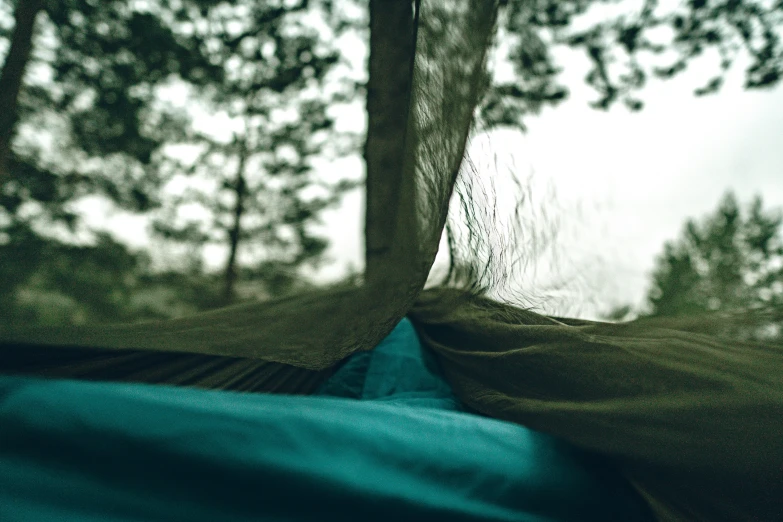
0 0 359 323
601 303 635 322
3 0 783 325
0 226 148 327
484 0 783 127
0 0 42 184
150 0 356 303
644 192 783 341
0 0 228 323
1 0 224 220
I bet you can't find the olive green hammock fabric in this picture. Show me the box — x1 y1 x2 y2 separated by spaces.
1 0 782 520
411 290 783 522
3 291 782 522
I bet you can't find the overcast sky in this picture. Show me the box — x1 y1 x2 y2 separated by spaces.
313 45 783 319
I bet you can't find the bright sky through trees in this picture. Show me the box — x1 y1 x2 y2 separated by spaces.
64 14 783 319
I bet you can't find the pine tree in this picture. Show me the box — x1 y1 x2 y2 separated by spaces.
647 192 783 341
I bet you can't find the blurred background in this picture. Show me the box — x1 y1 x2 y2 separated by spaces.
1 0 781 342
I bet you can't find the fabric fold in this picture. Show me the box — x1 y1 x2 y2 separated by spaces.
410 288 783 522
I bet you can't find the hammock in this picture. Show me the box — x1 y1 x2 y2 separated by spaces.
1 319 655 522
1 1 782 520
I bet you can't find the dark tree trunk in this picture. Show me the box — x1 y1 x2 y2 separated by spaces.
223 138 249 303
0 0 44 184
363 0 417 285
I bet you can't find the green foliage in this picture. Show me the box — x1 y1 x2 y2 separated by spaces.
3 0 223 223
1 0 357 325
0 0 231 326
0 224 146 326
602 303 635 322
128 269 227 320
149 0 355 302
0 219 254 327
485 0 783 127
646 192 783 341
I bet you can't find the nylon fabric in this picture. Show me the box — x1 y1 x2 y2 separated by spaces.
410 289 783 522
0 319 654 522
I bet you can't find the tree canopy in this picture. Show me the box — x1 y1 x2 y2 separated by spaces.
487 0 783 126
1 0 782 326
645 191 783 341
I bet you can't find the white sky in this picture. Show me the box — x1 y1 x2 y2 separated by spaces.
311 45 783 319
513 48 783 317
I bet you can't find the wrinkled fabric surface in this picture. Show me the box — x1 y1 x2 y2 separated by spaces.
410 290 783 522
0 319 654 522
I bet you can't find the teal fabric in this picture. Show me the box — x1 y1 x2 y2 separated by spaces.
315 318 460 409
0 319 653 522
